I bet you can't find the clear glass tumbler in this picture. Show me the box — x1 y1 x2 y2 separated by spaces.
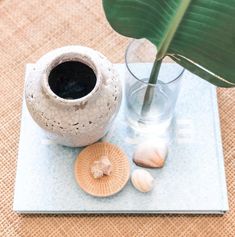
125 39 184 137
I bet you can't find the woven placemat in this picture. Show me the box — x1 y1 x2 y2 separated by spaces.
0 0 234 236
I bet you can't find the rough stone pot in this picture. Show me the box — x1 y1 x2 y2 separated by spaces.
25 46 122 147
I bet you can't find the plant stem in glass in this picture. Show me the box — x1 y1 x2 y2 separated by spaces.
140 57 162 118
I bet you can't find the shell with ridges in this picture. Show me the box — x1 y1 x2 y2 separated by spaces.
131 169 154 192
133 141 168 168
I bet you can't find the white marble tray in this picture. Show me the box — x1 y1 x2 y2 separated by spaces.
13 64 229 214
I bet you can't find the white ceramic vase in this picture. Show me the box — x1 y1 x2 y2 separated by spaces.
25 45 122 147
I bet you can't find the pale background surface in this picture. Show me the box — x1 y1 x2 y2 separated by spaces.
0 0 234 236
13 64 228 214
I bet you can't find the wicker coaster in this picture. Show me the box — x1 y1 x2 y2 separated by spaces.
74 142 130 197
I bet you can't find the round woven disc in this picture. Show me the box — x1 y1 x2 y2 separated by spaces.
74 142 130 197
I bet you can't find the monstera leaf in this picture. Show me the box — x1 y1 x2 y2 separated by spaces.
103 0 235 87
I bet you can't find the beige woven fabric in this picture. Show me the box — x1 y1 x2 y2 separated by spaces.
0 0 234 236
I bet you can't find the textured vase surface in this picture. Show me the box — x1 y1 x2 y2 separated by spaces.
25 45 122 147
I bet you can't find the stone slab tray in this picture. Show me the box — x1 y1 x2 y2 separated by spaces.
13 63 229 214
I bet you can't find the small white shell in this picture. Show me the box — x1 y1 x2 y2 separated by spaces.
90 156 112 179
131 169 154 192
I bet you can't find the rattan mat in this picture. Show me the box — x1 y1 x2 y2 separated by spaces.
0 0 234 236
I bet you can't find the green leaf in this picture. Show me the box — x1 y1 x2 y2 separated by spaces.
170 55 235 88
102 0 235 87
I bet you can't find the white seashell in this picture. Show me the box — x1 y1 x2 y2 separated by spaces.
99 156 112 176
133 140 168 168
131 169 154 192
91 163 104 179
90 156 112 179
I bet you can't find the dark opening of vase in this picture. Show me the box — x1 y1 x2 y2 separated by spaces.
48 60 97 100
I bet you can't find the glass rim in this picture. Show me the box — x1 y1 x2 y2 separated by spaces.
125 39 185 86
